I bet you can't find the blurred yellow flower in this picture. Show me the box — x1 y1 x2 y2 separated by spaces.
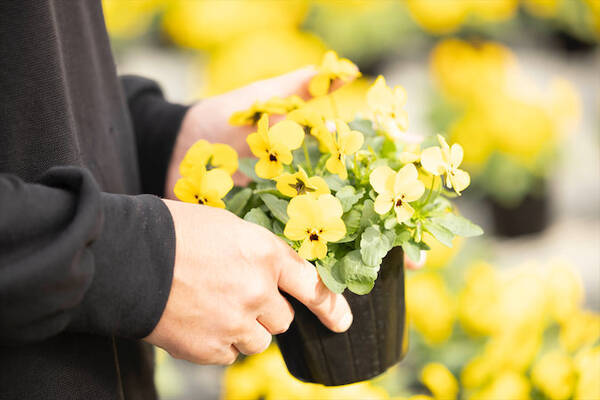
473 371 531 400
102 0 165 40
574 346 600 400
323 120 364 179
420 362 458 400
366 76 409 139
230 95 305 126
421 135 470 195
399 144 421 164
370 164 425 224
309 50 361 97
545 261 584 324
284 194 346 260
531 350 575 400
275 166 330 198
179 139 238 176
405 0 468 34
174 165 233 209
407 272 456 345
559 310 600 353
423 233 462 270
458 261 499 336
246 114 305 179
287 107 330 150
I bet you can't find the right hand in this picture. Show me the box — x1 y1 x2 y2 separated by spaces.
144 199 353 365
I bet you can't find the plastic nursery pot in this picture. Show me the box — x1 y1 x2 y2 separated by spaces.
489 193 550 237
276 246 407 386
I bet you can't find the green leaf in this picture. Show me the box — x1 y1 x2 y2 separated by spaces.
323 174 346 192
384 216 398 230
259 193 289 224
432 214 484 237
360 199 378 229
272 220 284 235
243 208 271 230
401 239 422 263
226 188 253 216
360 225 393 267
343 209 361 236
238 158 264 182
423 220 454 247
335 186 363 212
316 259 346 294
335 250 378 295
349 118 376 136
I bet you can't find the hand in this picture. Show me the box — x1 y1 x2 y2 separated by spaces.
165 66 348 193
144 199 353 365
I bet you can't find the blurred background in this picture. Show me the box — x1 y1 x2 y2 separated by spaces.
102 1 599 399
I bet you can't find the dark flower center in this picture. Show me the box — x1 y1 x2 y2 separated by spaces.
395 198 403 207
251 112 262 124
309 233 319 241
194 194 206 205
288 178 316 195
269 153 278 162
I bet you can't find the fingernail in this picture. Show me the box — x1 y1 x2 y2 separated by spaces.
338 311 353 332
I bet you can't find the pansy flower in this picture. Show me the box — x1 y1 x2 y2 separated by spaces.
309 50 361 97
421 135 470 195
275 166 330 198
229 95 305 126
284 194 346 260
367 75 409 139
174 165 233 209
323 120 364 180
180 139 238 177
246 114 304 179
369 163 425 223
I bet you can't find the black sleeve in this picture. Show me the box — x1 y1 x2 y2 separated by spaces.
0 167 175 344
120 75 190 197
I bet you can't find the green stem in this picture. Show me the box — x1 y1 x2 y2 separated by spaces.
423 175 437 205
302 141 313 175
353 153 360 182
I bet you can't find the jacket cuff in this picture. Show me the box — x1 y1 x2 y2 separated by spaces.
70 192 175 339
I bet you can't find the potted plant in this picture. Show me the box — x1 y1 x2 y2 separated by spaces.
174 51 482 386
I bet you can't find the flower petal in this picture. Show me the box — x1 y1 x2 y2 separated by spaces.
316 194 343 219
287 195 316 222
320 218 346 242
367 75 393 113
200 168 233 199
269 120 305 151
421 146 446 176
450 143 464 168
326 156 347 180
211 143 239 175
309 73 331 97
246 132 269 158
275 173 299 197
298 238 328 260
394 163 419 194
401 180 426 202
283 217 310 241
369 165 395 194
341 130 364 155
173 178 199 204
180 140 212 176
394 202 415 224
255 157 282 179
437 134 450 151
307 176 330 196
374 193 394 215
450 169 470 194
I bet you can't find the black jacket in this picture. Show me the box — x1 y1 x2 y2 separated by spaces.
0 1 187 398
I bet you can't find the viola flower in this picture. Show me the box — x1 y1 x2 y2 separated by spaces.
174 165 233 209
284 194 346 260
246 114 304 179
399 144 421 164
229 95 305 126
275 166 330 198
421 134 470 195
366 75 409 139
287 107 330 151
309 50 361 97
179 139 238 177
369 163 425 224
323 120 364 180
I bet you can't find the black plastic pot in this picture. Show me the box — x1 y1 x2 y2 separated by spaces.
276 246 407 386
489 193 550 237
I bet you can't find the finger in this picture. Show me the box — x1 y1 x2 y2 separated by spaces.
257 293 295 335
218 345 240 366
404 250 426 270
233 322 273 356
278 250 353 333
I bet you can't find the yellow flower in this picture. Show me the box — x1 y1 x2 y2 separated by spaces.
475 371 531 400
284 194 346 260
421 135 470 195
174 165 233 209
275 167 330 198
229 95 305 126
574 346 600 400
369 164 425 224
246 114 305 179
399 144 421 164
421 362 459 400
559 310 600 352
532 350 575 400
309 50 361 97
286 107 331 151
179 139 238 177
367 75 409 139
323 120 364 179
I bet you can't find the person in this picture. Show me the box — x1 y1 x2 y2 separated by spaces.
0 2 422 399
